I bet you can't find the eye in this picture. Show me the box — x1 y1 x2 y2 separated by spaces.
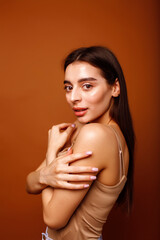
64 85 73 92
82 83 93 90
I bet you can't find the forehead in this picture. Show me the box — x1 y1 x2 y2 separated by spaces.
64 61 103 81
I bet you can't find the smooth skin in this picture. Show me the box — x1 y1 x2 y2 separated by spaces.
26 123 98 194
42 62 129 232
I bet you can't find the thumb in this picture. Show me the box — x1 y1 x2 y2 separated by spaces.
65 124 76 139
67 147 73 155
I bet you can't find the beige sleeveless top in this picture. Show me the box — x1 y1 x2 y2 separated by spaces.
47 126 127 240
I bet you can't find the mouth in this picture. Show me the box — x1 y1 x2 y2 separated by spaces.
72 107 88 117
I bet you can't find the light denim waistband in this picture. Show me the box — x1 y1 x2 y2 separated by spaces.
42 227 103 240
42 227 53 240
98 235 103 240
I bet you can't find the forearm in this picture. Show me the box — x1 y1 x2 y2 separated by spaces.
26 169 48 194
42 187 85 229
42 187 54 207
42 187 68 229
26 123 76 195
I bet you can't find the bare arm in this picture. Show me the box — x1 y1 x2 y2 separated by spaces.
42 124 114 229
26 159 47 194
26 123 98 194
26 123 76 194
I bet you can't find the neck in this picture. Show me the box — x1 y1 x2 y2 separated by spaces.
92 110 112 125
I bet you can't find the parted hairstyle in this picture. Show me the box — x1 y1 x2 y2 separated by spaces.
64 46 135 213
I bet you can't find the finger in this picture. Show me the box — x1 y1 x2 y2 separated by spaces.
50 123 72 135
62 165 99 173
66 147 73 155
57 123 74 130
64 125 76 139
60 151 92 164
59 174 97 182
48 129 51 138
59 182 90 190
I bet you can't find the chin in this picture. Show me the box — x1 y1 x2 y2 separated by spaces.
77 116 97 124
76 117 89 124
77 119 89 124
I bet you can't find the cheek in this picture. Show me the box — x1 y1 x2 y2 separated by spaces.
84 88 110 105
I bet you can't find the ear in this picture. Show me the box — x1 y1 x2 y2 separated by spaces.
112 78 120 97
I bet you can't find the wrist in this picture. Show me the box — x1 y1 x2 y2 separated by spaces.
46 152 57 166
39 167 47 186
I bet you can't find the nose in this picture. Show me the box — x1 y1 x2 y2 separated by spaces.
70 87 81 103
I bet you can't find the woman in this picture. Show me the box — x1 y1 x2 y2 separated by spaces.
26 46 135 240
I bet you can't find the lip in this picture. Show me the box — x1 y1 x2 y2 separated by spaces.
72 107 88 117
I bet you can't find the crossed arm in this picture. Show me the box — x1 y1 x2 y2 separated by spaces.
26 123 98 194
42 124 112 229
26 122 115 229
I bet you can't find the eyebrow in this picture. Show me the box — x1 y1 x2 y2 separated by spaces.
64 77 97 84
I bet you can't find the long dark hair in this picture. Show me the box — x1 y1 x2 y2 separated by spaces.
64 46 135 212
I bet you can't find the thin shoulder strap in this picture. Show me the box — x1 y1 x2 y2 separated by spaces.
108 125 125 178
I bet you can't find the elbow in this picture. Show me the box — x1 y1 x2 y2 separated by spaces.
26 185 31 194
25 184 38 195
43 212 68 230
26 174 41 195
26 175 32 194
26 176 34 194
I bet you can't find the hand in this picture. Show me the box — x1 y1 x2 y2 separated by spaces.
46 123 76 165
40 149 98 190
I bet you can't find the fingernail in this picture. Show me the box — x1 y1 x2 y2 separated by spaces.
90 176 96 180
92 168 98 172
67 146 72 152
84 184 89 188
71 124 76 128
86 151 92 155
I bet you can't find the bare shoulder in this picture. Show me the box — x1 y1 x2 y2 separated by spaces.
75 123 117 149
73 123 129 186
72 123 119 170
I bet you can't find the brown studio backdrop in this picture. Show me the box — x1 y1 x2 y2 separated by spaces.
0 0 159 239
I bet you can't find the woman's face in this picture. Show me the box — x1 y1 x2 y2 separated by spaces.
64 61 114 124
